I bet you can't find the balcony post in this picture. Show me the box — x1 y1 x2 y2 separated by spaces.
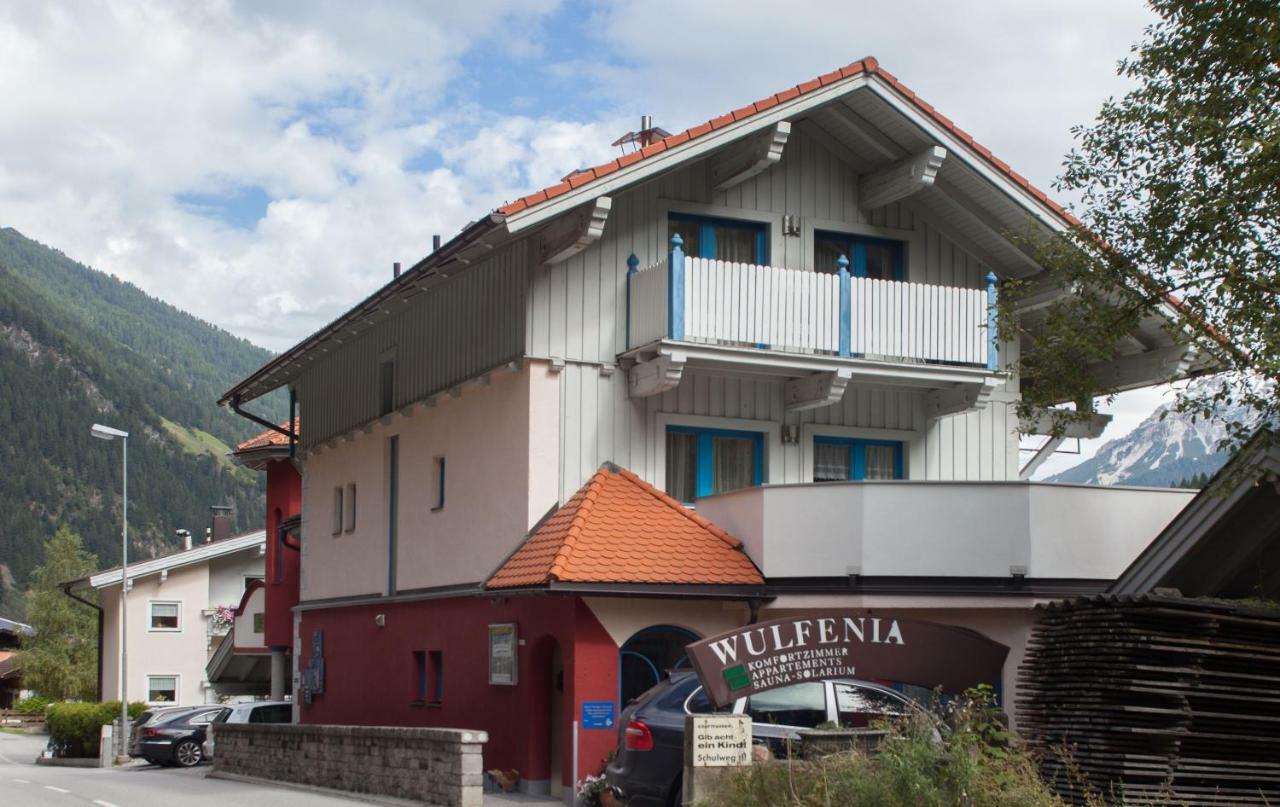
838 254 851 357
625 253 639 349
669 233 686 341
986 271 999 371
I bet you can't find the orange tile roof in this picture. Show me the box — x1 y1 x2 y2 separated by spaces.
496 56 1080 228
486 463 764 589
235 418 299 452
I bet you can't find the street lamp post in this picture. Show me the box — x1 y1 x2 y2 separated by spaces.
91 423 129 759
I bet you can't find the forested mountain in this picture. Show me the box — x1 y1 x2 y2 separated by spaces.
0 227 284 616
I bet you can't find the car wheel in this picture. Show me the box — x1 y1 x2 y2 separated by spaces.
173 740 203 767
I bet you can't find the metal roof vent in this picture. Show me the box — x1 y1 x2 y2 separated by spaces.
612 115 671 154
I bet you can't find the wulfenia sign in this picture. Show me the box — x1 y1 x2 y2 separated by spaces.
686 614 1009 707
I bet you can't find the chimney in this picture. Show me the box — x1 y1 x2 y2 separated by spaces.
393 261 401 279
176 529 192 551
640 115 652 143
432 234 442 252
209 505 235 543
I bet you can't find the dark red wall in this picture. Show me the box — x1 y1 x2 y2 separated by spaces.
297 594 620 788
263 459 301 649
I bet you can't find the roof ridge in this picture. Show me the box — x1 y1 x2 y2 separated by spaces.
546 467 609 581
494 55 1078 230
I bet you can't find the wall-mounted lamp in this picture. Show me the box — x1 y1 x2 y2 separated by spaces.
782 214 801 237
782 424 800 444
374 614 386 627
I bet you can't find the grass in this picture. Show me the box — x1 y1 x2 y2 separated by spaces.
159 418 253 482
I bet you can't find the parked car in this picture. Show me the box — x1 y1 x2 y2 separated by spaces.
133 705 228 767
203 700 292 759
606 671 919 807
128 705 196 755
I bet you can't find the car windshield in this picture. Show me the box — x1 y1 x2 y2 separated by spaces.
832 683 907 729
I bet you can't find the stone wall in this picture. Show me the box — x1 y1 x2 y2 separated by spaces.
211 723 487 807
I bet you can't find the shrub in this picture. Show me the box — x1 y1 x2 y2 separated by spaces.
46 701 147 758
708 687 1064 807
13 695 51 714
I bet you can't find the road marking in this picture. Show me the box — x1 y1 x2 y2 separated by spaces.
12 777 31 783
93 800 121 807
43 784 71 793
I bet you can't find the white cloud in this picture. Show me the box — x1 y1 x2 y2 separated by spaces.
1 0 1172 465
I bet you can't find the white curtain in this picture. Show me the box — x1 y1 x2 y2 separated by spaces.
865 445 897 480
714 226 757 264
665 432 697 502
814 443 850 481
711 436 755 493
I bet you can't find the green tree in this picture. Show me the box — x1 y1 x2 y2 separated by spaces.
16 527 99 700
1001 0 1278 450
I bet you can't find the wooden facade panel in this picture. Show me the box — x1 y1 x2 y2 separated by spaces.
296 244 528 447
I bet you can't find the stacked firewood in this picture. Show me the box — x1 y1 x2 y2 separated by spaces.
1017 594 1280 806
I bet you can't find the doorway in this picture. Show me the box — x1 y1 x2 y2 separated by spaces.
619 625 700 706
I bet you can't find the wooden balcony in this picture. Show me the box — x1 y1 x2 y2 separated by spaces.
623 237 1001 416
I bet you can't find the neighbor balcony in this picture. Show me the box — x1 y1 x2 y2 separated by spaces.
623 236 1001 415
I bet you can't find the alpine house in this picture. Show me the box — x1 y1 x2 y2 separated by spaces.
220 57 1211 799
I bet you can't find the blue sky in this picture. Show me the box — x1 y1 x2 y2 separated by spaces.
0 0 1168 474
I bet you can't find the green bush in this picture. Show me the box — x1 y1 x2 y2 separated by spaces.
708 687 1064 807
13 695 51 714
46 701 146 758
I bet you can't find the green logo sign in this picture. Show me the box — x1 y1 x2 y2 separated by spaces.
723 664 751 691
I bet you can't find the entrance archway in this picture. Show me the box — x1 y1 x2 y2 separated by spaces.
619 625 700 705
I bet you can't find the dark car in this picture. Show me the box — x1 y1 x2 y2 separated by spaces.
132 705 228 767
606 672 917 807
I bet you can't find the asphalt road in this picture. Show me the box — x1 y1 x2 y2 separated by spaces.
0 730 367 806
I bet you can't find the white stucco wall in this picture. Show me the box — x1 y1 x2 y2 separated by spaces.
299 362 561 601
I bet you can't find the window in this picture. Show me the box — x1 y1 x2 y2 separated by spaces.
432 456 446 511
248 704 291 724
188 709 227 726
149 602 180 631
665 426 764 503
344 483 357 532
332 486 344 535
668 213 767 264
147 676 178 703
252 613 265 633
813 437 904 482
379 356 396 416
833 683 907 729
415 650 443 704
814 231 904 280
745 682 827 728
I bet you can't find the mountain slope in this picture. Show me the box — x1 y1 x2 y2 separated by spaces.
0 227 284 614
1047 387 1247 488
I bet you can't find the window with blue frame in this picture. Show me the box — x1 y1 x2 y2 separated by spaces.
812 437 904 482
668 213 767 264
814 231 904 280
665 426 765 502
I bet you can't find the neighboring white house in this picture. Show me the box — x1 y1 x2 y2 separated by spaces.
67 530 266 707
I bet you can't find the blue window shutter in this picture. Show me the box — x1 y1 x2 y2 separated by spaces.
695 431 715 498
755 229 766 264
851 440 867 479
701 222 716 259
753 433 764 486
893 242 905 281
852 241 868 278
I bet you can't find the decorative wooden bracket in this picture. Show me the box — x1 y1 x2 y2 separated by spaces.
538 196 612 264
1012 276 1082 314
711 122 792 191
628 351 686 398
783 368 853 412
1023 410 1112 439
926 378 997 419
859 146 946 210
1086 345 1197 392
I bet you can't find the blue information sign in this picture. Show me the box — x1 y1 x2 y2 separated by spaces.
581 701 616 730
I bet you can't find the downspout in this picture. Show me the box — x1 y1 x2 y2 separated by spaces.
62 582 103 702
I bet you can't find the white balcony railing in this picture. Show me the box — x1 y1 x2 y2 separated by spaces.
627 237 998 369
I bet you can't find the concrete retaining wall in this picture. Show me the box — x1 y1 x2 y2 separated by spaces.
211 723 488 806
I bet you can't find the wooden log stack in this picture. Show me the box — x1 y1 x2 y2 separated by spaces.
1018 594 1280 806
